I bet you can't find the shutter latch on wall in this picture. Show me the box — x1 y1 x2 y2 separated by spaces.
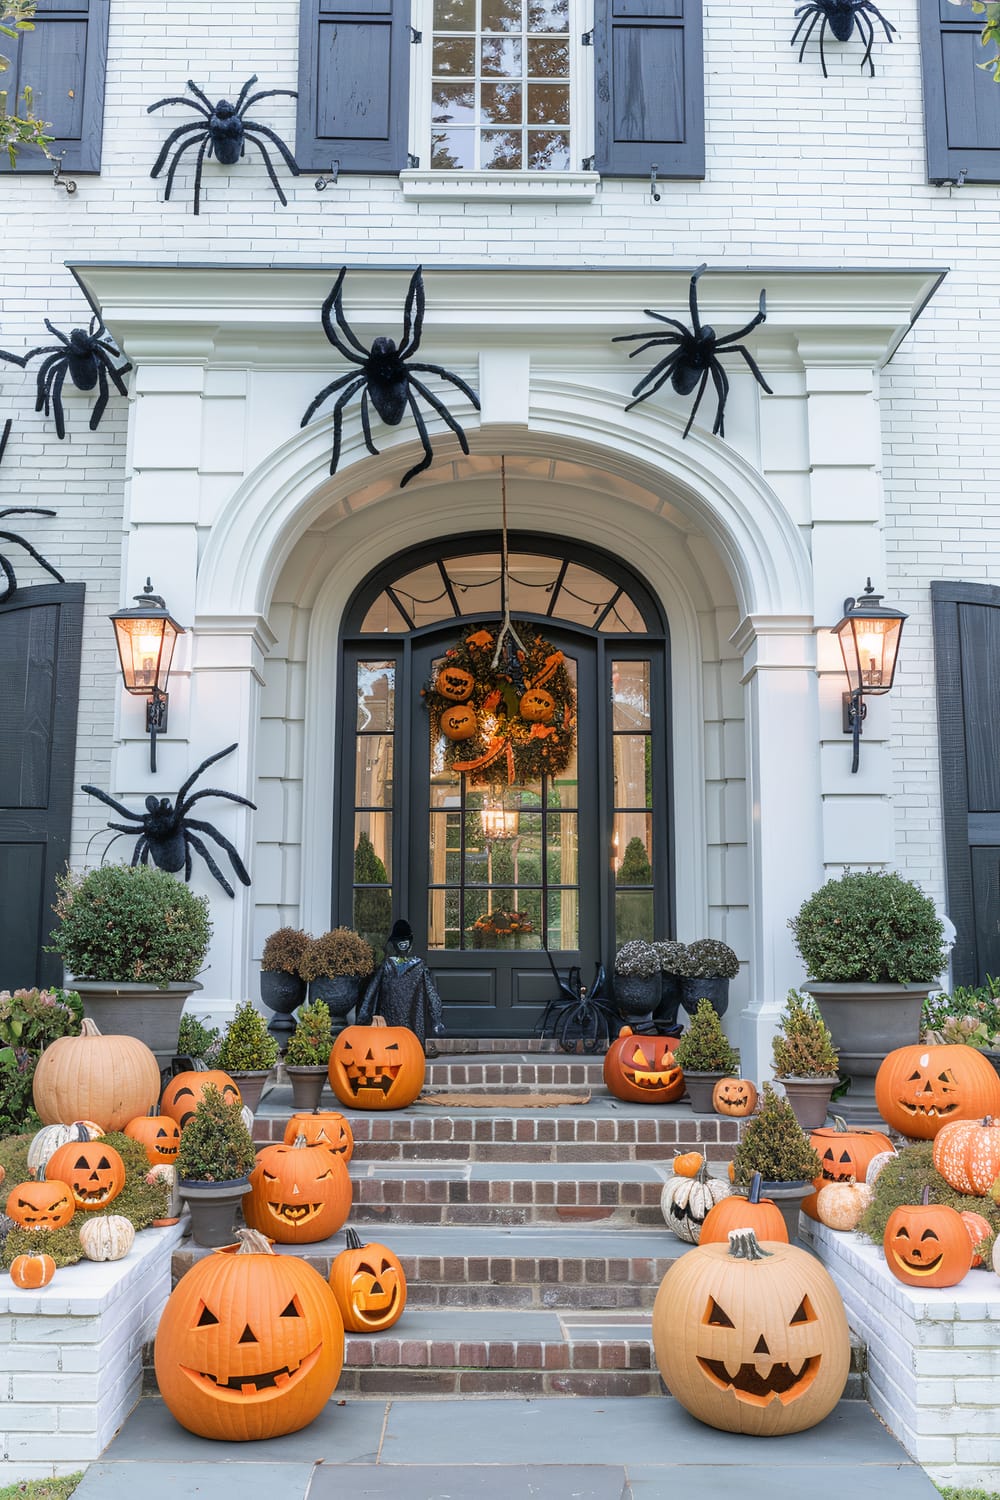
409 25 422 42
316 160 340 191
582 155 595 170
649 164 661 202
407 153 420 169
581 29 593 44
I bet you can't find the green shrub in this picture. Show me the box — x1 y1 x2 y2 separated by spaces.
217 999 278 1072
299 928 374 982
789 870 946 984
677 939 740 980
0 990 81 1135
48 864 211 987
858 1141 1000 1262
674 997 740 1072
732 1083 822 1185
772 990 839 1078
176 1083 257 1182
285 998 334 1066
177 1012 220 1060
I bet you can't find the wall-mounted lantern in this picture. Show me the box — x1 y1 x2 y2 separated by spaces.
831 579 906 773
110 578 185 773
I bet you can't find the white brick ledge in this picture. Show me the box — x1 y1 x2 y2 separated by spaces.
399 170 601 201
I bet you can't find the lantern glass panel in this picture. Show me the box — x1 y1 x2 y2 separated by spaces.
113 616 179 695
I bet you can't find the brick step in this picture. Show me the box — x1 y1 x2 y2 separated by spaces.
171 1224 687 1308
423 1056 606 1087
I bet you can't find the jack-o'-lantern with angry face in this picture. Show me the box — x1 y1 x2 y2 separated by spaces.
435 665 474 702
154 1228 344 1441
244 1136 352 1245
328 1016 426 1110
161 1070 243 1131
603 1027 684 1104
712 1077 757 1117
519 687 556 724
45 1140 126 1212
329 1228 407 1332
875 1044 1000 1139
652 1229 850 1435
5 1172 75 1230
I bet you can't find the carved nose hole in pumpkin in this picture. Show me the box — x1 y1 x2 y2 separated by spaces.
238 1324 257 1344
195 1304 219 1328
790 1297 815 1325
704 1298 734 1328
753 1335 770 1356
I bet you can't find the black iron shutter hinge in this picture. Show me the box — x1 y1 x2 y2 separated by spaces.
409 25 422 41
582 155 595 170
407 152 420 168
581 29 593 44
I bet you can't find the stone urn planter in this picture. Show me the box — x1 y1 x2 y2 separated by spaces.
70 980 202 1070
683 1069 727 1114
759 1179 812 1243
780 1075 839 1131
613 973 660 1023
226 1069 272 1114
285 1064 328 1112
308 975 361 1030
681 976 729 1018
802 981 935 1123
177 1177 251 1248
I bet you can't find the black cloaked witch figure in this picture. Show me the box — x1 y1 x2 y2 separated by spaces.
0 316 131 439
356 920 446 1052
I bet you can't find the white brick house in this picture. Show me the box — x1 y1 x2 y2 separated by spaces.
1 0 997 1079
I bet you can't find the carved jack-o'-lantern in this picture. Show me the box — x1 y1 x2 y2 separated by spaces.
652 1228 851 1435
283 1112 354 1164
161 1070 243 1130
125 1108 182 1165
874 1044 1000 1140
5 1172 75 1230
46 1140 126 1212
801 1117 895 1221
435 666 474 702
519 687 555 724
329 1228 407 1332
712 1077 758 1117
439 704 479 742
328 1016 426 1111
603 1027 684 1104
883 1190 973 1288
154 1227 345 1442
244 1136 352 1245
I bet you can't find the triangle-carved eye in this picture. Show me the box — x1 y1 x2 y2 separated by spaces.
196 1303 219 1327
789 1296 815 1325
704 1297 734 1328
280 1298 302 1318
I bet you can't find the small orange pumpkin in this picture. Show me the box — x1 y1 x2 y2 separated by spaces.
125 1107 182 1166
603 1027 684 1104
9 1252 56 1289
283 1112 354 1163
435 666 474 702
712 1077 757 1117
883 1189 973 1287
328 1016 426 1110
960 1210 992 1267
5 1170 75 1230
875 1044 1000 1139
244 1135 352 1245
801 1117 896 1221
439 704 478 741
932 1115 1000 1196
329 1228 407 1332
46 1140 126 1212
699 1172 789 1246
673 1152 704 1178
161 1070 243 1130
519 687 555 724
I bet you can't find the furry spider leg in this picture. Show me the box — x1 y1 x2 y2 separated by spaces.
173 741 245 805
407 362 481 412
709 360 730 437
688 262 709 333
301 369 366 429
184 817 252 887
625 347 684 405
147 93 211 120
79 785 146 822
792 9 826 72
184 829 238 898
241 85 299 112
178 785 257 817
621 334 684 362
713 290 767 349
89 360 110 432
162 131 207 202
132 837 151 866
149 120 209 180
0 555 14 599
360 389 379 456
398 267 426 360
324 271 369 361
233 74 261 113
46 365 69 440
241 131 292 206
189 137 211 216
683 366 712 440
30 351 63 408
726 344 774 396
856 9 877 73
183 78 217 114
240 117 301 178
399 391 436 488
408 373 476 451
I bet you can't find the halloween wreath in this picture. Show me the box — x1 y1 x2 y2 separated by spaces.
424 622 576 788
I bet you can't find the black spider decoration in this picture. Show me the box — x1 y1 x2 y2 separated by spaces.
300 266 481 488
81 743 257 899
0 317 131 440
791 0 896 77
613 264 772 441
148 75 300 215
0 419 66 603
537 956 621 1054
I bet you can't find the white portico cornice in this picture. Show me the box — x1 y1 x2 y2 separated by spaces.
69 262 945 370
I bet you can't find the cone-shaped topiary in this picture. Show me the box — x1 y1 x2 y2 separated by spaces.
217 1000 279 1072
176 1083 257 1183
285 998 334 1066
674 997 740 1073
732 1083 822 1186
772 990 839 1079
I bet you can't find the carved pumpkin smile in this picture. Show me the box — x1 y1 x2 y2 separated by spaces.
269 1201 324 1226
603 1027 684 1105
897 1068 960 1120
698 1354 820 1406
342 1047 401 1097
181 1344 322 1404
888 1225 943 1277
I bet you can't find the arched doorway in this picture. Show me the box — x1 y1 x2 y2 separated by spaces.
336 532 671 1035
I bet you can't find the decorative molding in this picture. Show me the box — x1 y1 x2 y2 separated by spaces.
399 170 601 202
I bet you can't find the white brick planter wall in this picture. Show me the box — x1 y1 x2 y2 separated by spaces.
802 1217 1000 1489
0 1221 185 1483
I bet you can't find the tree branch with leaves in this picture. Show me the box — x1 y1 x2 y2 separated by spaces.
949 0 1000 81
0 2 52 166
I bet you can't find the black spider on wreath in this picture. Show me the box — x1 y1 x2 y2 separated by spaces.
0 317 131 440
0 419 66 604
791 0 896 78
148 74 300 215
301 266 481 488
613 264 772 441
81 743 257 898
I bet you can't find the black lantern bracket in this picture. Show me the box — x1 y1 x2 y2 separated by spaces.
831 578 907 775
110 578 185 774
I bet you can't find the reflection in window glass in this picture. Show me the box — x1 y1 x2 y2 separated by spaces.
615 889 653 945
357 662 394 733
613 661 650 732
355 736 394 807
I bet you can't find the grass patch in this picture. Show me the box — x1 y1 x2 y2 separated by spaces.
937 1489 1000 1500
0 1473 84 1500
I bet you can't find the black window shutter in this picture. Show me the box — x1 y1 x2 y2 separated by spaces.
593 0 703 179
297 0 412 174
920 0 1000 183
1 0 109 174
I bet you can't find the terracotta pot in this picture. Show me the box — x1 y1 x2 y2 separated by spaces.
226 1069 272 1114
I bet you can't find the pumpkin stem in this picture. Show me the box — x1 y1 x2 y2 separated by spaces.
727 1228 773 1261
832 1115 848 1133
921 1186 931 1207
345 1227 363 1251
234 1228 274 1256
372 1016 388 1029
695 1163 708 1183
80 1018 103 1038
292 1134 309 1149
748 1171 762 1204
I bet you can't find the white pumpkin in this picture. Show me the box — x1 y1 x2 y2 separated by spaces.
27 1121 104 1177
864 1149 897 1188
145 1163 181 1219
79 1215 135 1262
815 1176 872 1232
661 1165 731 1244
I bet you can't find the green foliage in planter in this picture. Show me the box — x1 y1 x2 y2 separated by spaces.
217 1000 278 1072
857 1141 1000 1263
772 990 839 1078
176 1083 257 1182
285 998 334 1066
674 997 740 1073
732 1082 822 1186
260 926 310 975
923 977 1000 1049
677 939 740 980
614 939 659 979
48 863 211 987
299 927 375 982
653 939 687 976
0 990 81 1135
789 870 946 984
177 1012 221 1060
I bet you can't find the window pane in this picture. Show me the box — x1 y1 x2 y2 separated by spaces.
547 889 579 949
429 811 462 884
614 814 652 883
614 735 652 808
526 84 568 124
482 130 522 168
354 886 392 954
470 889 542 948
355 811 392 881
528 0 568 30
432 82 476 123
613 661 651 732
434 0 476 27
433 37 476 74
527 37 569 74
482 0 522 32
546 812 577 884
432 129 475 169
357 662 394 732
481 37 522 75
428 887 461 951
616 889 654 946
355 735 394 807
527 131 569 169
482 82 522 124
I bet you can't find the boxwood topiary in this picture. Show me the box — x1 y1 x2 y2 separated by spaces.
48 863 211 987
789 870 946 984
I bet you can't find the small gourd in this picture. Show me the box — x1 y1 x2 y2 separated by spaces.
79 1215 136 1262
9 1252 56 1289
815 1175 872 1232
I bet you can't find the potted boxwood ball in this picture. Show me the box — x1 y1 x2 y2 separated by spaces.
216 1000 279 1114
731 1082 822 1242
677 938 739 1018
772 990 840 1130
259 927 310 1039
298 928 375 1028
674 998 740 1113
46 863 211 1067
284 998 335 1110
175 1082 257 1247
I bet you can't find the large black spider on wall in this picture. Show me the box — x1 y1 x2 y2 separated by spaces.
0 419 66 603
0 316 131 439
148 75 300 215
791 0 896 77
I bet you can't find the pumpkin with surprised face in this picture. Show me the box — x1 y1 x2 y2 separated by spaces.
244 1136 352 1245
603 1027 683 1104
161 1070 243 1130
45 1140 126 1212
154 1227 344 1441
874 1044 1000 1140
652 1228 850 1435
883 1189 973 1288
328 1016 426 1110
713 1077 757 1117
329 1228 407 1332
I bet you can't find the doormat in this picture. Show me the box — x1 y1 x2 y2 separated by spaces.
418 1091 591 1108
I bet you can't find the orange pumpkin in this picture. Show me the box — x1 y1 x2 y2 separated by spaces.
883 1190 973 1288
125 1107 182 1166
32 1019 161 1133
699 1172 789 1246
9 1252 56 1289
46 1140 126 1212
960 1210 992 1267
329 1228 407 1332
5 1170 75 1230
153 1227 344 1441
244 1135 352 1245
435 666 474 702
932 1115 1000 1196
283 1112 354 1164
519 687 555 724
712 1077 757 1117
439 704 478 741
874 1044 1000 1139
801 1118 895 1221
161 1070 243 1130
602 1027 684 1104
673 1152 704 1178
328 1016 426 1110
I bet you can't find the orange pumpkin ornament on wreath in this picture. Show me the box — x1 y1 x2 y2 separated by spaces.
161 1070 243 1130
435 665 474 702
328 1016 426 1110
244 1135 352 1245
602 1027 684 1104
329 1227 407 1332
5 1168 75 1230
932 1115 1000 1196
883 1188 973 1288
439 703 479 742
712 1077 757 1117
125 1107 182 1166
283 1111 354 1164
519 687 555 724
9 1252 56 1289
874 1044 1000 1140
46 1139 126 1212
